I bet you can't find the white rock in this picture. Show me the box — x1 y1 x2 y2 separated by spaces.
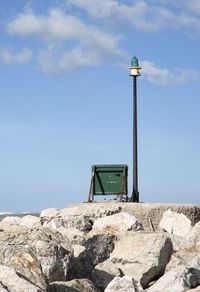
73 244 85 257
92 212 143 233
159 209 192 237
0 264 41 291
166 244 200 272
20 215 40 227
0 223 73 284
189 221 200 245
105 276 142 292
40 204 122 233
147 266 200 292
62 204 122 218
40 208 61 220
49 279 96 291
94 232 173 290
58 227 86 245
168 233 189 252
1 216 22 225
93 259 122 289
43 217 63 229
110 232 172 289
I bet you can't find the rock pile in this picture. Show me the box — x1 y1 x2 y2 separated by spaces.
1 204 200 291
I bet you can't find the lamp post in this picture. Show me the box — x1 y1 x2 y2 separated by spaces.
129 57 142 202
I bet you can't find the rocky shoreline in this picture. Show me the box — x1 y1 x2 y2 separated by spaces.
0 202 200 291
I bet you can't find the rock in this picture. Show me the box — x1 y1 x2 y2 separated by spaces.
20 215 40 227
40 208 61 221
40 204 122 233
53 227 86 245
165 253 183 272
0 215 40 229
189 222 200 245
49 279 96 292
1 216 22 225
168 233 189 252
92 212 143 234
101 232 173 289
105 275 143 292
159 209 192 237
93 259 123 289
62 204 122 218
0 264 43 291
29 227 73 282
0 284 7 292
0 223 73 285
188 287 200 291
83 233 116 268
73 244 85 258
43 217 63 229
41 208 93 243
147 266 200 292
61 202 200 232
74 233 116 278
166 245 200 272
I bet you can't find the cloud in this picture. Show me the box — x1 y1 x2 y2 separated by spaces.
6 8 120 50
7 9 85 42
0 48 32 64
67 0 200 33
38 48 101 74
7 8 124 73
141 60 200 85
67 0 165 32
4 2 200 79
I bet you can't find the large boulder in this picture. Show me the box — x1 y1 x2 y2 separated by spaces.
1 215 41 229
92 212 143 234
74 233 116 278
0 222 73 285
147 266 200 292
159 209 192 238
49 279 96 292
20 215 40 228
94 232 173 290
105 275 143 292
0 264 43 292
40 208 93 245
1 216 22 225
93 259 123 289
166 245 200 272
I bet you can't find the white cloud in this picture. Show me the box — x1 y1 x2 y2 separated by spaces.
67 0 200 33
7 9 85 42
141 60 200 85
0 48 32 64
67 0 163 32
4 2 200 79
186 0 200 15
7 8 120 51
38 48 100 74
7 8 124 73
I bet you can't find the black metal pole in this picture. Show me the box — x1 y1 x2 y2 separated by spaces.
132 76 139 202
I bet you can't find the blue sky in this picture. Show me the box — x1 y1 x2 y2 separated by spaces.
1 0 200 212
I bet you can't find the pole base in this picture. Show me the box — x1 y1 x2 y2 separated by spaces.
131 191 139 202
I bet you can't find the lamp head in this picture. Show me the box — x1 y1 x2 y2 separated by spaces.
129 56 142 76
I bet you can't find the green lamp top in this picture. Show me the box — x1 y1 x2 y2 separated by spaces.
131 56 139 67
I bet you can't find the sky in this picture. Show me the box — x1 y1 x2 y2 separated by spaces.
1 0 200 212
